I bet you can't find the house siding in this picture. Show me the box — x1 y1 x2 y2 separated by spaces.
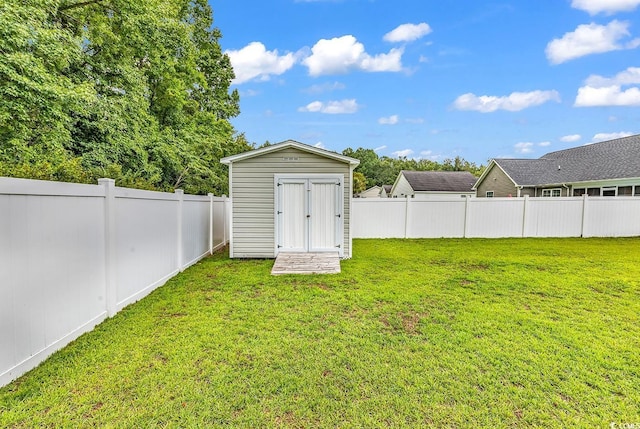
476 164 519 197
231 147 352 258
391 174 414 198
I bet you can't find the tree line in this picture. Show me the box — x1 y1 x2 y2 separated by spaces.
342 147 485 194
1 0 250 195
1 1 484 196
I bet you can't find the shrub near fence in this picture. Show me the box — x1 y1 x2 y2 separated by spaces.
0 177 229 387
352 196 640 238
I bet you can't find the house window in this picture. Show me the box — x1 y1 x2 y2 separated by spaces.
542 188 561 197
587 187 601 196
486 191 494 198
618 186 633 196
602 186 616 197
635 186 640 196
573 188 586 196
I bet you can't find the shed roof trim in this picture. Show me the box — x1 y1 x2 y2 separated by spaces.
220 140 360 166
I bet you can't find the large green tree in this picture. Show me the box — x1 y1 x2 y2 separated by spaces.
0 0 248 194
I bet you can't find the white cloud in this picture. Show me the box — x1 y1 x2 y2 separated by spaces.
383 23 432 43
392 149 414 158
575 67 640 106
545 21 639 64
514 142 535 154
313 141 326 149
374 145 387 152
378 115 399 125
584 66 640 86
453 90 560 112
539 141 552 147
592 131 634 142
302 81 346 94
226 42 296 84
571 0 640 15
575 85 640 106
298 99 360 114
561 134 582 142
302 35 403 76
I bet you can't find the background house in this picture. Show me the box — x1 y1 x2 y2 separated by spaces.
358 185 383 198
474 134 640 197
390 170 477 199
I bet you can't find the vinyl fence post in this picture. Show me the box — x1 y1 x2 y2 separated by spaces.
404 196 411 239
521 195 529 237
175 189 184 272
98 178 117 317
581 193 588 237
464 195 472 238
222 195 228 246
208 193 214 255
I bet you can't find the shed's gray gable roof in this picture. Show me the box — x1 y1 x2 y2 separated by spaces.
220 139 360 166
402 170 477 192
495 134 640 186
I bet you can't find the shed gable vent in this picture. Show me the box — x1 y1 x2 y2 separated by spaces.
282 157 299 162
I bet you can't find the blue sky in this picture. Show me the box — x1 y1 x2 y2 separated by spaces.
212 0 640 164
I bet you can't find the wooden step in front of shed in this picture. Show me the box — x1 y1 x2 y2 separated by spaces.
271 252 341 275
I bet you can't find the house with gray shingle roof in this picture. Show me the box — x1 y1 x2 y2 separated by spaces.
390 170 477 199
474 134 640 197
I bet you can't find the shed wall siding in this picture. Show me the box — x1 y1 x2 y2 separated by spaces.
476 164 519 197
231 147 351 258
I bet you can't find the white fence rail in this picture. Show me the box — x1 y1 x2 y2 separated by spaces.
352 196 640 238
0 177 229 386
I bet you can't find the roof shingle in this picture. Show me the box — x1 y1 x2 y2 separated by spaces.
402 170 477 192
495 134 640 185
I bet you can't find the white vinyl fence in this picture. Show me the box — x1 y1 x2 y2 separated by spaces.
0 177 229 386
352 196 640 238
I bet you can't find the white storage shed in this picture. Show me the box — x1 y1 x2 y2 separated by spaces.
220 140 360 258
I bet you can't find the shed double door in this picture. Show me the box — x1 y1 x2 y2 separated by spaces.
276 177 342 255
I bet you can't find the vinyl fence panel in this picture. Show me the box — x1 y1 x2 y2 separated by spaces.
352 196 640 239
524 197 583 237
407 200 466 238
351 199 407 238
211 196 228 251
465 198 525 238
0 179 108 387
182 195 212 269
113 188 180 312
583 197 640 237
0 177 229 387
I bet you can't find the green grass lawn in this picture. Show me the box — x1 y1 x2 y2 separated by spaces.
1 238 640 428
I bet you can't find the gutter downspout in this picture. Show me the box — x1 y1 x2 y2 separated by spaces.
562 183 570 197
